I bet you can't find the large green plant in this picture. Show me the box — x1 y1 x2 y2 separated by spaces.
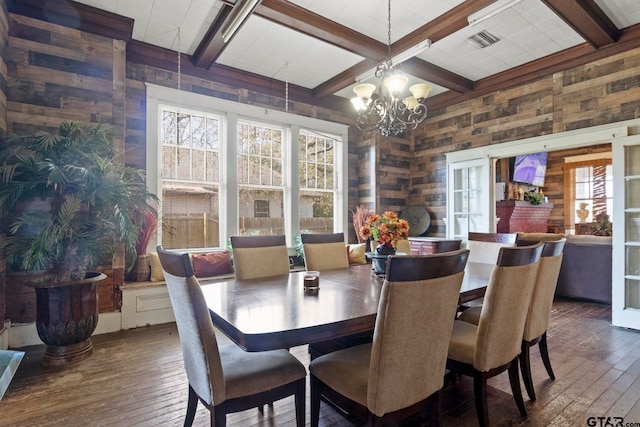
0 121 157 283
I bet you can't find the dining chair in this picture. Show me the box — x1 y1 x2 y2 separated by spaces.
466 232 517 264
156 246 306 427
300 232 349 271
309 249 470 427
459 238 566 401
446 243 543 427
230 235 291 280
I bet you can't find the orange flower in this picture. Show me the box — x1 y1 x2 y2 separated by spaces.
358 210 410 248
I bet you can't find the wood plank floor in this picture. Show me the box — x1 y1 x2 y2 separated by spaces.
1 299 639 426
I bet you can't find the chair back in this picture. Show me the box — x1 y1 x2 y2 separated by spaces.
473 243 543 372
230 235 291 280
524 238 566 341
467 232 517 264
301 232 349 271
156 246 225 406
367 249 470 416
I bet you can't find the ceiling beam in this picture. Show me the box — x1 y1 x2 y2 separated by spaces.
426 23 640 111
542 0 620 48
127 40 352 115
257 0 387 60
191 4 233 69
312 0 496 98
402 58 473 93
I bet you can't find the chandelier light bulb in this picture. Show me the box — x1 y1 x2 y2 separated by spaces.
353 83 376 99
409 83 433 100
383 74 408 95
403 96 418 110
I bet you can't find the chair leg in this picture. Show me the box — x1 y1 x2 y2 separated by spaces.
473 372 490 427
294 378 306 427
184 385 198 427
519 340 536 401
310 375 322 427
213 407 226 427
426 391 441 427
539 331 555 380
507 358 527 418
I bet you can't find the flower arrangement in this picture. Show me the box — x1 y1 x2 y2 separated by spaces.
350 205 373 243
359 211 410 248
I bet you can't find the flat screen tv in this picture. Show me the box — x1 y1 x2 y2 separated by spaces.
511 152 548 187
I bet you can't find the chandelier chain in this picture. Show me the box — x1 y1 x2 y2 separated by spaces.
387 0 392 60
349 0 431 137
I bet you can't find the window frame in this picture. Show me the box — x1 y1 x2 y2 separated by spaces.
145 83 348 249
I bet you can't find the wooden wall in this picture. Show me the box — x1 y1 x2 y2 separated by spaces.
3 12 127 320
2 3 640 322
412 47 640 236
0 0 9 328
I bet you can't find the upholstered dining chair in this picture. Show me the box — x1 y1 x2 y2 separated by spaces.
309 249 470 427
447 243 543 427
459 238 566 401
230 235 290 280
466 232 517 265
156 246 306 427
300 232 349 271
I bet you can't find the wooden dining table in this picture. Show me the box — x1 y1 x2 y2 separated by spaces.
201 261 494 352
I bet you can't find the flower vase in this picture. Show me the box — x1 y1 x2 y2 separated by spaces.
372 243 396 275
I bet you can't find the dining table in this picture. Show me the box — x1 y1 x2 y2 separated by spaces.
201 261 494 352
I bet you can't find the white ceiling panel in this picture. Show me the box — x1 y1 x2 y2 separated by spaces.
217 15 364 88
420 0 584 81
65 0 640 103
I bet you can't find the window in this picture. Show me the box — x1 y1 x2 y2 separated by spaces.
299 130 336 234
564 157 612 233
147 84 348 249
160 107 221 249
237 121 285 235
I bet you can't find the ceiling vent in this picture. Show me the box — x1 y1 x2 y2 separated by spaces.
468 31 500 48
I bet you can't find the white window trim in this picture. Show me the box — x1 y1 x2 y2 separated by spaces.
145 83 348 248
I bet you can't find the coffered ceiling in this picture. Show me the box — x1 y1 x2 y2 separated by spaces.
9 0 640 112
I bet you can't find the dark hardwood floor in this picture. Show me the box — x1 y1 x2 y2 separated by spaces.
1 299 639 426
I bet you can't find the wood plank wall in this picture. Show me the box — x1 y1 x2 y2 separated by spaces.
3 5 640 322
0 0 9 327
3 12 127 320
412 47 640 236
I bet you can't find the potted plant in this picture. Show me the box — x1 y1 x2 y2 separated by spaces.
0 121 157 365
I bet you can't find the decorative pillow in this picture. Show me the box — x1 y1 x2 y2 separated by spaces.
191 251 234 277
149 252 165 282
348 243 367 264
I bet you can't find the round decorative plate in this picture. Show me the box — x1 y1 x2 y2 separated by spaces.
400 206 430 236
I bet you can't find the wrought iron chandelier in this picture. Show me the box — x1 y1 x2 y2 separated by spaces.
351 0 432 137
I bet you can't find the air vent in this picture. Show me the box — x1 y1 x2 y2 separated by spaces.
468 31 500 48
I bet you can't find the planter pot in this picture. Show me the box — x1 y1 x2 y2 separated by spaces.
126 254 151 282
24 272 107 367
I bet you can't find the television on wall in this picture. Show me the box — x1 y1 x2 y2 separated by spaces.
511 152 548 187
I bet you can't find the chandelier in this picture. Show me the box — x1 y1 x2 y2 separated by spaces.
351 0 432 137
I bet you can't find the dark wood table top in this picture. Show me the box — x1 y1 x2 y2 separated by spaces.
202 262 493 351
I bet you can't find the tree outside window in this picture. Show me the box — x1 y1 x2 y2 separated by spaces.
160 108 221 249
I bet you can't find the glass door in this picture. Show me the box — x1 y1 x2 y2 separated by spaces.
447 158 491 239
612 134 640 330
